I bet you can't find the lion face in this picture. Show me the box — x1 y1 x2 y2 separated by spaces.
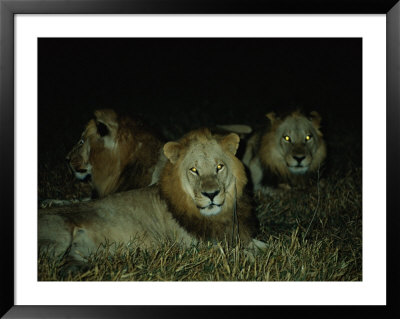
65 109 135 197
66 110 119 183
277 115 322 174
260 111 327 178
66 134 92 181
162 129 247 218
180 141 235 216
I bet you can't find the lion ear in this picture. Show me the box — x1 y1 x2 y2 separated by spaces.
309 111 322 129
266 112 277 124
221 133 240 155
94 109 119 137
163 142 182 164
95 121 110 137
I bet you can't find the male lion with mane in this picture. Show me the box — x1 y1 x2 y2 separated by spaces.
66 109 165 198
242 110 327 192
39 128 265 274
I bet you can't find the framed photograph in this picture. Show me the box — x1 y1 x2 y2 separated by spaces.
1 0 399 318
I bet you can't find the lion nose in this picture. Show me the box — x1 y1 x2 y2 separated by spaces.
201 190 220 201
293 156 305 164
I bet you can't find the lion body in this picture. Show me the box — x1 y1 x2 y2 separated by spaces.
38 186 196 263
242 111 327 191
39 128 261 271
66 109 165 198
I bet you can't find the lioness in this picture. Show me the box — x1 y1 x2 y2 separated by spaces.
66 109 165 198
39 128 265 273
242 110 327 191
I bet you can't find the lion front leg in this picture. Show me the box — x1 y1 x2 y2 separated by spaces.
248 157 264 192
58 227 99 277
38 214 73 259
243 238 269 262
38 214 97 277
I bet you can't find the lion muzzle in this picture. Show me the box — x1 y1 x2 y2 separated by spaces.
201 190 220 201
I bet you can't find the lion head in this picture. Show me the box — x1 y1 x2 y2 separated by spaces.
259 110 327 183
159 128 257 243
66 109 163 198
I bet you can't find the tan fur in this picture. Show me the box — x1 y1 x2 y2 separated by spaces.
242 110 327 191
216 124 252 135
160 128 256 243
39 129 261 273
66 109 165 198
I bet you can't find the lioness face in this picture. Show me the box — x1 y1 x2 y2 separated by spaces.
276 115 322 175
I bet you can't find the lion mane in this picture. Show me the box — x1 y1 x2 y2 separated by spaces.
160 128 257 243
39 128 261 273
242 110 327 191
66 109 165 198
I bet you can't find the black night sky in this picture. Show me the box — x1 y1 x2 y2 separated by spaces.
38 38 362 162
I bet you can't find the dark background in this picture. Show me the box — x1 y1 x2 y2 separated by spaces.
38 38 362 198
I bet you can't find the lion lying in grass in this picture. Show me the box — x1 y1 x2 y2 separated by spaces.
39 128 266 274
66 109 165 198
242 110 327 192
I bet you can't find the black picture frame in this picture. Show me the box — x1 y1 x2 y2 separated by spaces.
1 0 399 318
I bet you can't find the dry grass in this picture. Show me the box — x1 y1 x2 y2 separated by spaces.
38 111 362 282
38 163 361 281
38 227 359 282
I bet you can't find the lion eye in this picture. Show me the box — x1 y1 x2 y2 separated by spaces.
79 139 85 145
305 135 312 141
283 135 291 142
216 164 224 172
190 167 198 174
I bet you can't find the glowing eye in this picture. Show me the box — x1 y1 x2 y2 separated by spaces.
217 164 224 171
305 135 312 141
190 167 197 173
79 139 85 145
283 136 291 142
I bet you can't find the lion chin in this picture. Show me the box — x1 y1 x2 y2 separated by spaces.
199 204 222 216
287 166 309 175
73 164 92 181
